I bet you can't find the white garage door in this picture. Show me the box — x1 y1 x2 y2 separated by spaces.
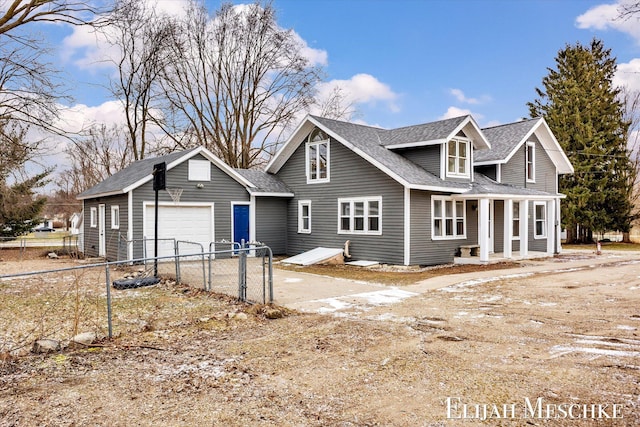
144 204 214 258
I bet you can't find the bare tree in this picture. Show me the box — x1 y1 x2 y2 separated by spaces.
317 86 357 121
0 0 97 35
63 123 135 193
618 2 640 19
621 87 640 241
0 0 101 143
157 0 322 169
102 0 177 161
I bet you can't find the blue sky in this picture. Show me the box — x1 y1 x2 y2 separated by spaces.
25 0 640 169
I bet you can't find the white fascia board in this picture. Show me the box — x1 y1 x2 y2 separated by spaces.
325 126 469 194
385 138 447 149
449 115 491 150
76 189 126 200
407 184 470 193
498 118 574 175
538 118 574 174
122 146 256 195
473 159 507 166
250 192 295 197
172 146 256 188
454 193 563 201
265 116 315 173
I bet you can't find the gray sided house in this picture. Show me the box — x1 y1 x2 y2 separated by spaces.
77 147 292 261
79 114 573 266
265 114 574 265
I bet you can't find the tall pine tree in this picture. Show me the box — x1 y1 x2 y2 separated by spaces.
0 120 49 238
528 39 634 243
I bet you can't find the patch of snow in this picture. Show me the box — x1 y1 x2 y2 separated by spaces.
315 298 353 313
440 272 534 293
366 313 416 323
550 345 640 358
283 278 303 283
617 325 636 331
350 288 417 305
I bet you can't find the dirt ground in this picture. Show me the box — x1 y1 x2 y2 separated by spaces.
0 248 639 426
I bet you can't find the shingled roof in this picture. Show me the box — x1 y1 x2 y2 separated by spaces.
234 169 293 195
77 148 200 199
310 116 471 192
475 118 539 163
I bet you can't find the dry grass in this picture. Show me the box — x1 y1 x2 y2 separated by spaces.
1 249 639 425
276 261 519 285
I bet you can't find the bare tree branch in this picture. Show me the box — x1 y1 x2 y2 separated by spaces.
157 0 322 169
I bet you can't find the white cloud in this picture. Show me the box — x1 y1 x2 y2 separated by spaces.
449 88 491 105
439 106 478 120
291 32 328 67
316 74 399 112
614 58 640 91
62 0 328 72
576 1 640 43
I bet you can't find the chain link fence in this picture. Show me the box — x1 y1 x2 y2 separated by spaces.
0 243 272 357
0 234 79 259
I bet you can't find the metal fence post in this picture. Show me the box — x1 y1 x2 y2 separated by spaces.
267 247 273 303
238 240 247 301
174 239 180 283
105 264 113 339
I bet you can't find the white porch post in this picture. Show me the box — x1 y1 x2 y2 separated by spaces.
546 199 555 255
556 198 562 254
519 200 529 257
479 198 490 262
503 199 513 259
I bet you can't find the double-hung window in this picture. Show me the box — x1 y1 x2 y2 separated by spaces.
534 202 546 238
306 128 330 183
298 201 311 233
432 196 465 239
90 207 97 228
512 202 520 239
338 197 381 234
446 138 470 178
111 206 120 229
526 142 535 182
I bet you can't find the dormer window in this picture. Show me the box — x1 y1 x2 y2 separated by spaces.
306 128 330 183
526 141 535 182
446 137 470 178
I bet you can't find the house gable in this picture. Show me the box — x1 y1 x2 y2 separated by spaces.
276 132 406 265
77 146 254 200
476 118 573 175
266 115 471 193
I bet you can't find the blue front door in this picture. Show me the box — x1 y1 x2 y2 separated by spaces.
233 204 250 245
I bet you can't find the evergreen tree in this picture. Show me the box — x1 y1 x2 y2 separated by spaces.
0 120 49 238
528 39 633 243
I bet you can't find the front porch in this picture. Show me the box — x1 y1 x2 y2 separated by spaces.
454 250 550 265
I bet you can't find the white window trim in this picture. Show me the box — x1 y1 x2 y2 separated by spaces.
512 201 520 240
90 207 97 228
188 159 211 181
298 200 312 234
337 196 382 235
526 141 536 183
306 139 330 184
445 137 471 178
534 201 547 239
431 196 467 240
111 205 120 230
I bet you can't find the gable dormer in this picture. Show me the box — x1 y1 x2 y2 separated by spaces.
383 115 490 182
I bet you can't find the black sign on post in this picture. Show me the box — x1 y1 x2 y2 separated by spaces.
153 162 166 191
152 162 166 277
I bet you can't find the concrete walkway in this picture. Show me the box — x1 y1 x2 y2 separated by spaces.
273 250 640 313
